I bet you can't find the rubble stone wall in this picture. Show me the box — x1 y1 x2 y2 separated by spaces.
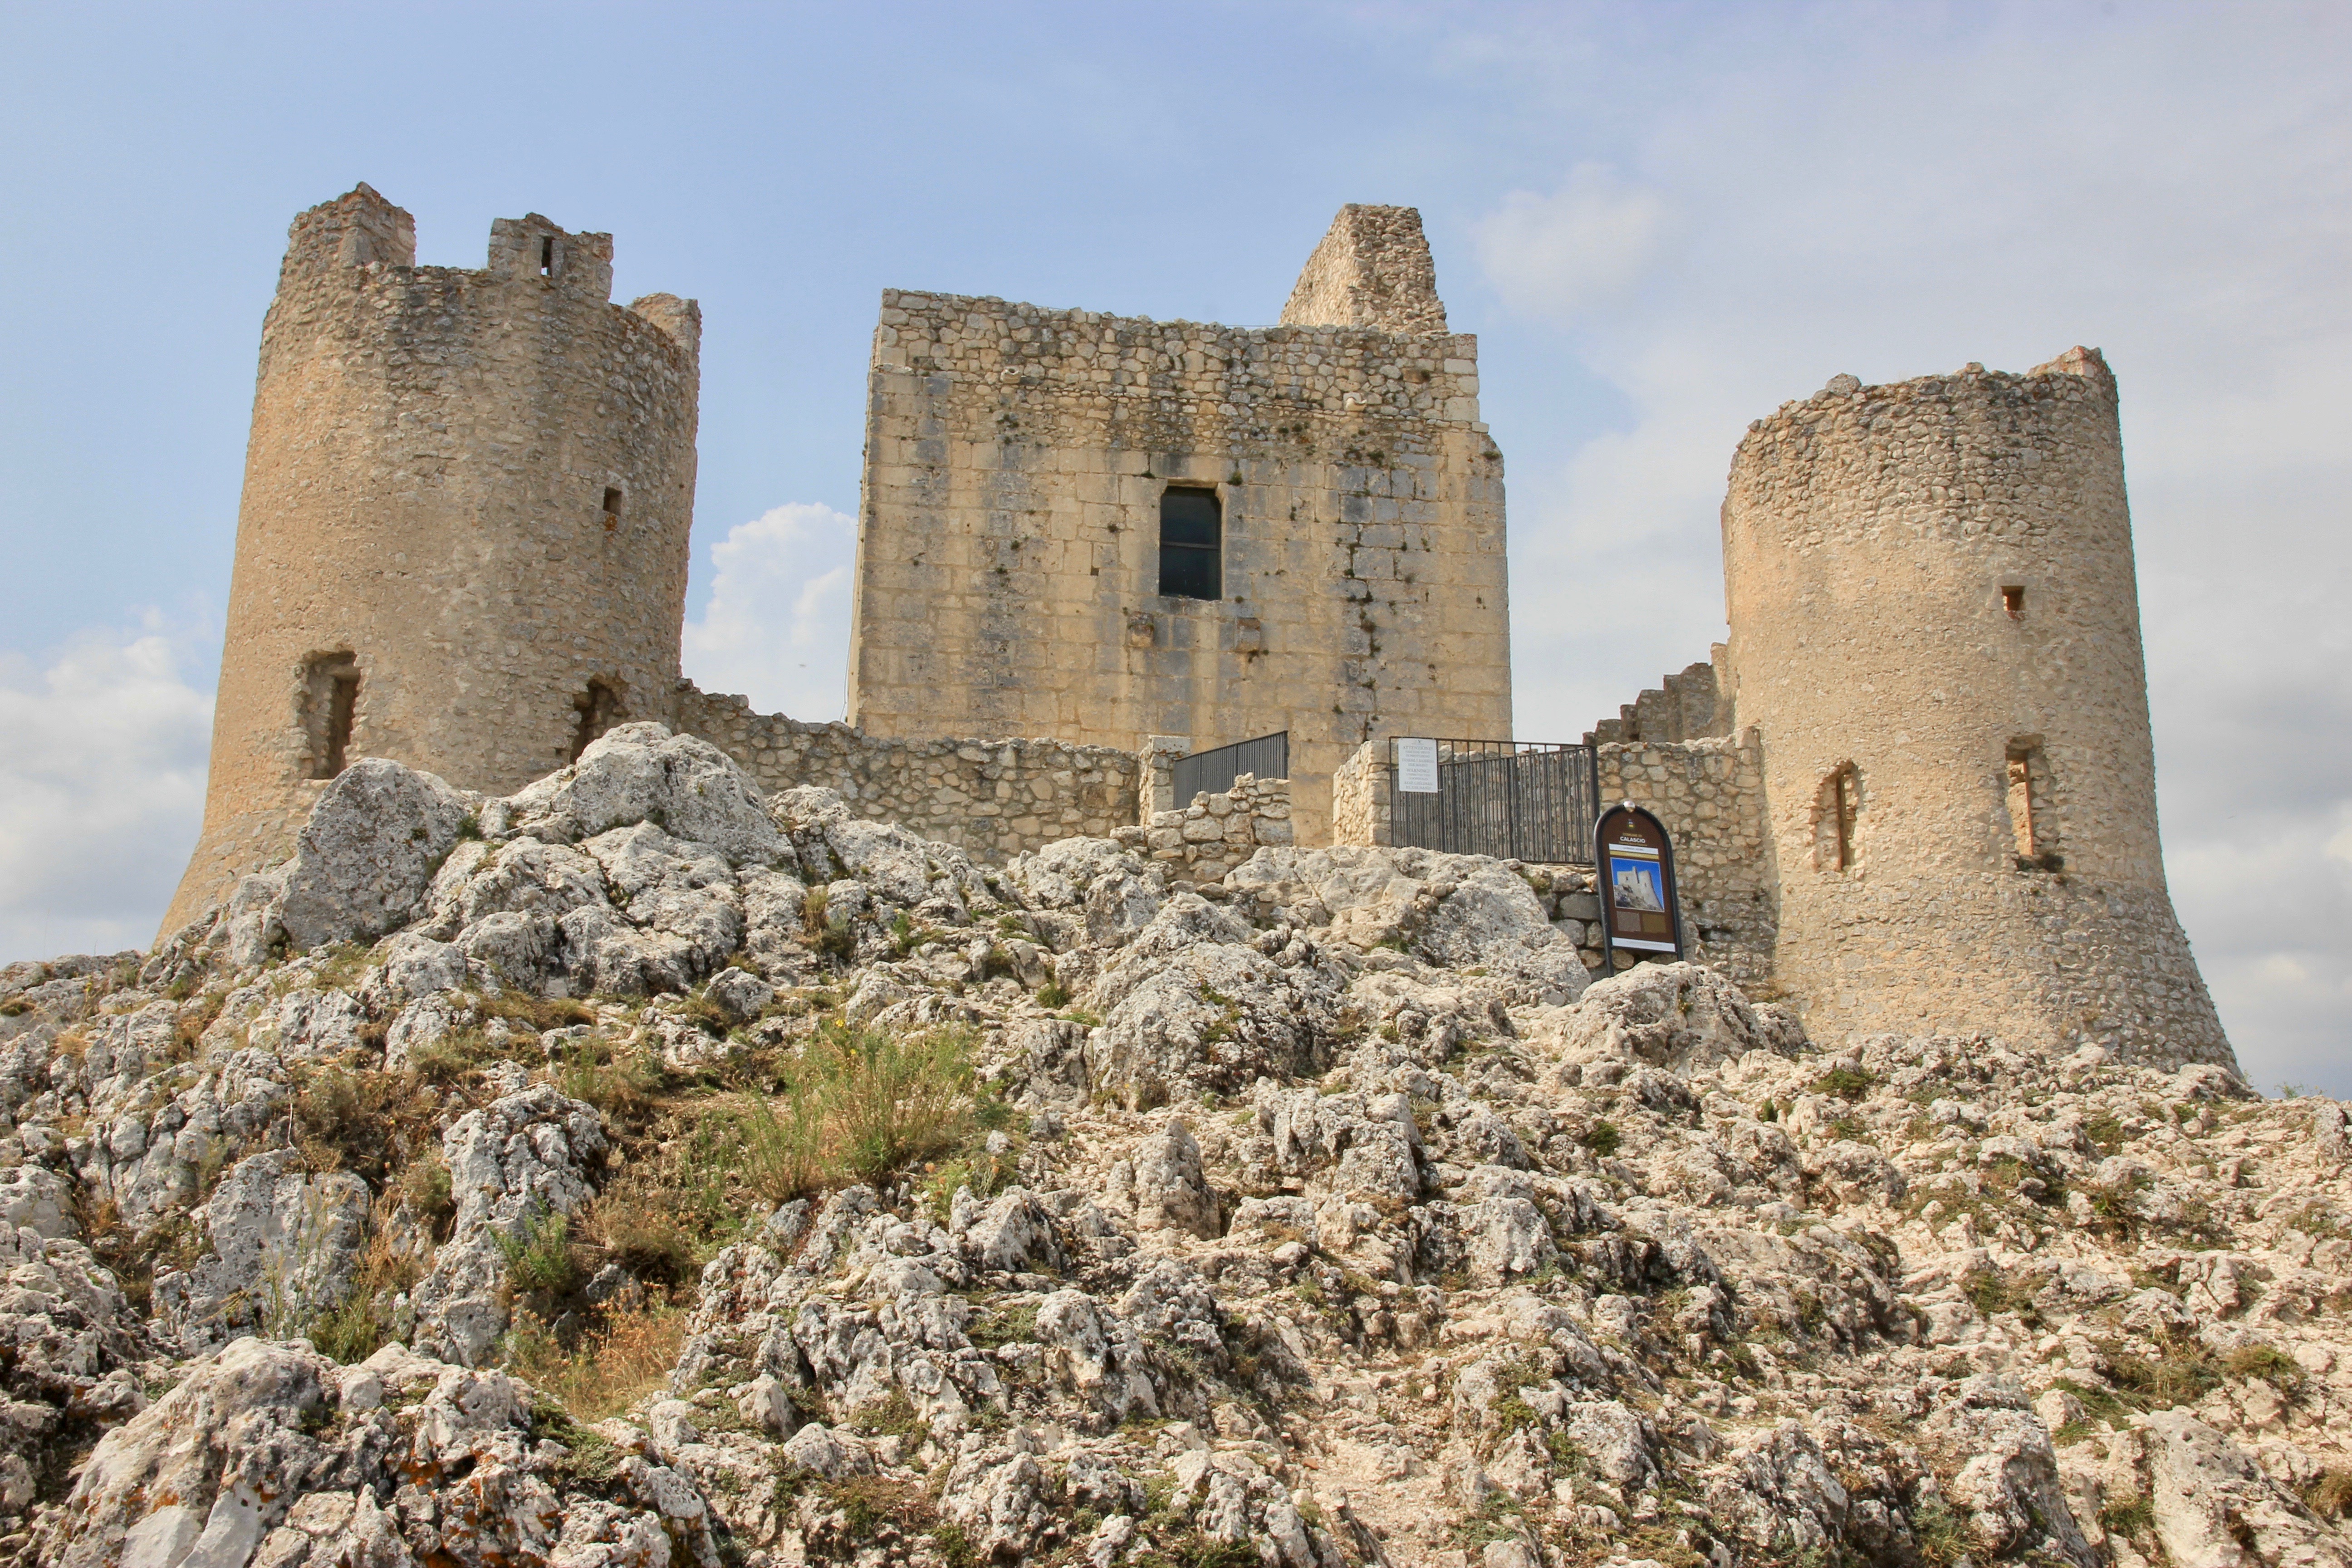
162 184 701 939
674 685 1142 863
1118 772 1294 885
1596 733 1777 989
847 207 1512 848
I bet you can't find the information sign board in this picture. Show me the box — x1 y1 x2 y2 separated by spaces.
1595 803 1684 962
1395 737 1440 794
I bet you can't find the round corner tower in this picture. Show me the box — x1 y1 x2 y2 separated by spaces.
160 183 701 938
1719 348 2234 1070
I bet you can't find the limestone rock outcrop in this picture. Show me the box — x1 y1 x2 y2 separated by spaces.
1 727 2343 1568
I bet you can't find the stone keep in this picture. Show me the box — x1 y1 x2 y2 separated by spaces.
160 185 701 938
1717 349 2232 1066
846 205 1513 844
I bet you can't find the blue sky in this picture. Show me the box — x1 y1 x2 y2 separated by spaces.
3 1 2347 1091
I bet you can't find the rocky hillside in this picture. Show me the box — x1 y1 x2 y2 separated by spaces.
0 724 2347 1568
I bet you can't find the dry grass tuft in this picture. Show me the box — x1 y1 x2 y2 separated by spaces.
506 1299 686 1421
738 1022 994 1202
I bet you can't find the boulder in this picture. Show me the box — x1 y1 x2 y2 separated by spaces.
1540 960 1805 1075
495 722 784 868
277 759 475 950
153 1149 372 1354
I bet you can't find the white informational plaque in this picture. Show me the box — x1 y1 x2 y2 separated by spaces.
1395 737 1440 794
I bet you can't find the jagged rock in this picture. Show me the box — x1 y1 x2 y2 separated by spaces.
38 1337 717 1568
0 1166 75 1240
154 1148 371 1354
494 723 784 868
1083 896 1339 1103
409 1086 606 1365
1006 837 1167 947
1926 1374 2097 1566
2143 1410 2352 1568
277 759 477 950
360 931 468 1007
1123 1119 1220 1238
1541 959 1805 1076
703 966 774 1022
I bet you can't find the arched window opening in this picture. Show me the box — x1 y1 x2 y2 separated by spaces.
2007 741 2062 871
570 681 623 763
1158 487 1222 601
1814 763 1860 872
301 652 361 780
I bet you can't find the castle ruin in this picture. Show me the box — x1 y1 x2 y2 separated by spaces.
162 186 2233 1071
847 203 1510 844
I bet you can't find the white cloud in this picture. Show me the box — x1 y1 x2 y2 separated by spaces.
680 503 858 723
1469 6 2352 1092
1475 164 1674 325
0 614 214 964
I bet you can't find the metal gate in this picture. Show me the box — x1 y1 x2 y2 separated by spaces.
1172 730 1289 804
1390 739 1601 863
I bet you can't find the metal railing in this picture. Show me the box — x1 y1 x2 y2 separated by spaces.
1389 738 1601 863
1172 730 1289 804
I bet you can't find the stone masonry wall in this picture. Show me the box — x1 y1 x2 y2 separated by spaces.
1329 735 1774 987
847 206 1512 848
1330 739 1390 850
674 685 1140 863
1114 773 1294 886
1596 733 1776 989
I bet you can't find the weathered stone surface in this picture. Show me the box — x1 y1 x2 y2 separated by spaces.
276 760 475 950
499 724 784 868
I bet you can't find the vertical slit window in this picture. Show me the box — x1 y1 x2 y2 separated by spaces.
1816 763 1859 871
302 653 360 779
2008 742 2059 869
1158 488 1222 601
602 486 623 529
2002 584 2025 617
539 235 555 276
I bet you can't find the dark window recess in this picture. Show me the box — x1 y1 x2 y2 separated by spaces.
603 487 624 529
1158 488 1222 600
539 235 555 276
2002 585 2025 617
1816 763 1859 871
302 653 360 780
570 681 623 763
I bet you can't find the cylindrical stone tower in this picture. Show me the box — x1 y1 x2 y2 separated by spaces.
161 184 701 938
1720 348 2234 1070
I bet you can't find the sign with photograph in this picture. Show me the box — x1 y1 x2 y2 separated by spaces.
1595 803 1684 962
1395 737 1440 794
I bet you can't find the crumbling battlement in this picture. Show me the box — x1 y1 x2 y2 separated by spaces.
865 289 1486 444
1586 653 1732 745
1278 203 1451 335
